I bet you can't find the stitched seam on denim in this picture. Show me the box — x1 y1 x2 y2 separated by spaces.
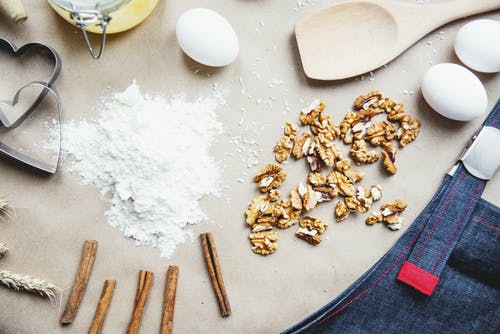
472 215 500 232
431 180 484 273
489 113 499 127
301 227 425 332
413 171 465 262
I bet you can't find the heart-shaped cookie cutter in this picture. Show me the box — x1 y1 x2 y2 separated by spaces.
0 81 62 173
0 38 61 129
0 38 62 173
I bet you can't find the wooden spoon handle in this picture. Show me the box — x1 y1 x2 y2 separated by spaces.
0 0 27 24
421 0 500 26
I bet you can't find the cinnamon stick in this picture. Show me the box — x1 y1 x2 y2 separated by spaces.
160 265 179 334
60 240 98 325
88 280 116 334
127 270 154 334
200 232 231 317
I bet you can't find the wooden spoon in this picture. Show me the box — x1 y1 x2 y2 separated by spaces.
0 0 27 24
295 0 500 80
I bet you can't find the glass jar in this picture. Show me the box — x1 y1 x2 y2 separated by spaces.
48 0 158 59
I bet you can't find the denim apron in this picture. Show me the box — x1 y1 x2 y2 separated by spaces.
283 100 500 334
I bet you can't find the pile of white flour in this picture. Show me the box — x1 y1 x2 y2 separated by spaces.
58 83 223 257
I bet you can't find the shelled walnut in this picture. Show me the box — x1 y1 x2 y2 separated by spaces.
364 120 397 146
315 134 341 167
291 183 321 212
311 112 340 141
397 119 421 146
350 140 379 164
333 171 355 197
273 198 301 229
274 136 293 163
249 227 278 255
245 94 421 255
292 132 314 159
340 112 357 144
306 153 323 173
344 169 364 183
335 200 350 222
253 164 287 192
268 189 281 202
295 216 328 245
366 199 408 230
284 122 299 139
300 100 325 125
354 91 385 110
381 143 397 174
245 195 273 227
308 172 338 202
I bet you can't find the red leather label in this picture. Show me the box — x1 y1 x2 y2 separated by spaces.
397 261 440 296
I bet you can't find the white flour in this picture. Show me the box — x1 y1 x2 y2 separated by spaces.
57 83 223 257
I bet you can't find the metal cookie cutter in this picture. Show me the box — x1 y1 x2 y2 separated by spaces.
0 82 62 174
0 38 61 128
0 38 62 173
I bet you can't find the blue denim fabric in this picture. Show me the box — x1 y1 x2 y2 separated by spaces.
282 100 500 334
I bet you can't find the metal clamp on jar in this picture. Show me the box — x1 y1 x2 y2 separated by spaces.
48 0 158 60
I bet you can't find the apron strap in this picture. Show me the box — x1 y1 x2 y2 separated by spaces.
397 100 500 295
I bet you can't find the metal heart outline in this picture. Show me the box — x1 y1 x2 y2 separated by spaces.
0 81 62 174
0 38 61 129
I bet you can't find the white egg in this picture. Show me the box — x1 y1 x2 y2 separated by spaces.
176 8 239 67
454 19 500 73
421 63 487 121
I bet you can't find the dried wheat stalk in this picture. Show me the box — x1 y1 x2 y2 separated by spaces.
0 195 13 221
0 269 58 300
0 243 7 259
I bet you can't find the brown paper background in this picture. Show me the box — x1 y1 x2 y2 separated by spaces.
0 1 498 333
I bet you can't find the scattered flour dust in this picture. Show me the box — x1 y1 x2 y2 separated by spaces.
57 83 224 257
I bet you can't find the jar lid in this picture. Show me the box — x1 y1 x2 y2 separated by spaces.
51 0 130 14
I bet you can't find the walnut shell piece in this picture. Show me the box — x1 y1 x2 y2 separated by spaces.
254 164 287 192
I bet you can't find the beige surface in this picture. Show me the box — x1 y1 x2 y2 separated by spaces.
0 1 498 333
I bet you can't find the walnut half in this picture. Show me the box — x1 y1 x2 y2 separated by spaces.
254 164 287 192
295 216 328 245
249 227 278 255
